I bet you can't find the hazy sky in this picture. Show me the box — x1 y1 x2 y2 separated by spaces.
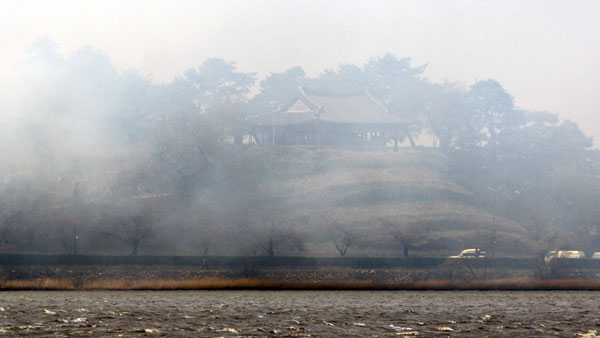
1 0 599 141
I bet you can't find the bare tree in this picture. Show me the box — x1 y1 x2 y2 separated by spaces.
102 207 156 255
327 222 359 256
522 209 569 261
198 233 213 257
382 219 430 258
250 217 305 257
474 228 499 258
52 188 84 255
0 211 20 250
55 216 81 255
584 209 600 254
193 213 218 257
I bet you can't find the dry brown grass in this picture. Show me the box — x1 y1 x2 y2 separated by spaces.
2 277 600 291
0 278 76 290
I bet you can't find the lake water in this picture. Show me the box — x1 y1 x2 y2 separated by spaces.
0 291 598 336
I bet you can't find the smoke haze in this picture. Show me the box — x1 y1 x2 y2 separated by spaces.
1 1 599 139
0 1 599 260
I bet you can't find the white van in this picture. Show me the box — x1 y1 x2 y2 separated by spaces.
448 248 487 258
544 250 586 263
592 252 600 259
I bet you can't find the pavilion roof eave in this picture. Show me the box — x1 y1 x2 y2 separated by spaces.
247 87 412 127
251 121 318 128
318 120 409 128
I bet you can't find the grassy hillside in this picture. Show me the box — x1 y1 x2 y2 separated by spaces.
254 147 528 257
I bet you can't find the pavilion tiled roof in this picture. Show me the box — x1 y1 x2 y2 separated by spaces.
246 87 408 126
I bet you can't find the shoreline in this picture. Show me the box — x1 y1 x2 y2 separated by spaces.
3 277 600 291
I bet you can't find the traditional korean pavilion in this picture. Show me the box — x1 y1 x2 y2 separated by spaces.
246 87 410 150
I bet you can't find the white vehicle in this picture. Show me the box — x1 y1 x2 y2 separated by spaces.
544 250 586 263
448 248 487 258
592 252 600 259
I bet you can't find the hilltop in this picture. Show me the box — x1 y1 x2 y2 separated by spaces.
225 146 530 257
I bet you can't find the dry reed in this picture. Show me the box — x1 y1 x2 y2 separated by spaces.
2 278 600 291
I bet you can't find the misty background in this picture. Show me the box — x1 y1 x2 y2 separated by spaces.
0 1 599 258
2 0 599 139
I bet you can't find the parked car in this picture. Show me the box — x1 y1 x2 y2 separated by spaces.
544 250 586 263
448 248 487 258
592 252 600 259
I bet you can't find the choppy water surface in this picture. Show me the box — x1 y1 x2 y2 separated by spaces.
0 291 599 337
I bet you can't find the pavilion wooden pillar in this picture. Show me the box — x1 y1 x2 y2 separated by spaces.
316 118 322 150
406 129 416 148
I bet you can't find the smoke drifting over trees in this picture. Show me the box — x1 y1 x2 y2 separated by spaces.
0 38 598 257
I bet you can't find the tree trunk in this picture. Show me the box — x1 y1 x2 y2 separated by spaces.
263 238 275 256
403 243 409 258
337 245 348 256
132 240 139 255
72 231 77 256
315 119 321 150
406 132 416 148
